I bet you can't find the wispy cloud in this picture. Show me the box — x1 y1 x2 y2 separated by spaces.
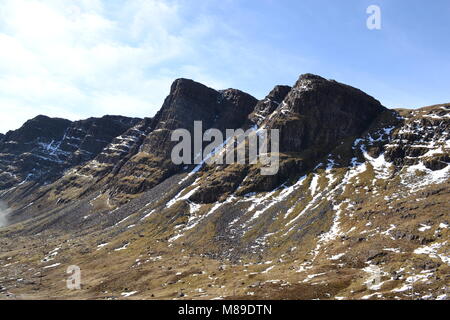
0 0 225 132
0 201 11 227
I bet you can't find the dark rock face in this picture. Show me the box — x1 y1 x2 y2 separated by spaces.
266 74 386 155
385 106 450 170
189 164 250 203
108 79 258 200
0 115 141 191
63 115 142 158
1 116 72 153
190 155 304 204
94 117 154 172
139 79 257 157
190 74 388 203
249 85 292 125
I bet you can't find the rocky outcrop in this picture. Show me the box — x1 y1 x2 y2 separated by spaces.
92 117 154 173
385 105 450 170
138 79 257 157
106 79 258 201
265 74 386 155
249 85 291 125
0 115 140 192
189 74 388 202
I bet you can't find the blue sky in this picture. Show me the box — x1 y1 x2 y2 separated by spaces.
0 0 449 133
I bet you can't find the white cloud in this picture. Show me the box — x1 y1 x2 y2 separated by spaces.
0 0 202 132
0 0 311 133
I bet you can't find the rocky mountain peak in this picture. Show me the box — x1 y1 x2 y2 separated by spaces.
264 74 386 155
2 115 71 148
80 79 258 202
220 88 258 113
169 78 218 102
140 79 257 156
0 115 141 196
296 72 326 81
249 85 292 125
268 85 293 101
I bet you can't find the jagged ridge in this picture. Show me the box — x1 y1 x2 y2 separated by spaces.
0 75 448 300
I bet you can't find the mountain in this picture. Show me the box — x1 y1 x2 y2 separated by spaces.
0 115 141 200
0 75 448 300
